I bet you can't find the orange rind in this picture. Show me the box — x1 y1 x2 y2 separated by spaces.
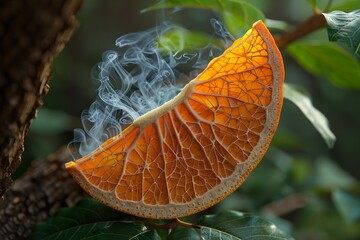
66 20 284 219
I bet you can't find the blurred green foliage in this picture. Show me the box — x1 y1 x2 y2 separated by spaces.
25 0 360 239
30 198 293 240
287 42 360 88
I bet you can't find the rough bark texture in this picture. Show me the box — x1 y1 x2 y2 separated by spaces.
0 0 83 199
0 147 84 240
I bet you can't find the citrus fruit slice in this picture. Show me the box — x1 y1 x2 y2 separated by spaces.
66 20 284 219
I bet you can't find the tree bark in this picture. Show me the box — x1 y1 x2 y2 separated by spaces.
0 0 83 198
0 147 84 240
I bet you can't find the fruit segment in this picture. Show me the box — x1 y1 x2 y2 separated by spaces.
66 20 284 219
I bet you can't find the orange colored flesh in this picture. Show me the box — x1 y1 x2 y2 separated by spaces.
66 20 284 219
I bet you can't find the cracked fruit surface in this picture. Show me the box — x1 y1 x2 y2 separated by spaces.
66 20 284 219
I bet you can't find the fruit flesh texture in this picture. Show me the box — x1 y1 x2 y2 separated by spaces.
66 20 284 218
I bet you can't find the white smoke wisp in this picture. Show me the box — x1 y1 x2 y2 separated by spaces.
69 21 233 159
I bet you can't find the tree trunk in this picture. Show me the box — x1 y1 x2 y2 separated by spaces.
0 0 83 198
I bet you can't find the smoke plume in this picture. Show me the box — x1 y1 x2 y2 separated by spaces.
69 21 232 159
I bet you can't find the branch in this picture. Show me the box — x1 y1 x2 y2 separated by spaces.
0 147 85 240
0 0 83 198
261 193 308 216
275 13 327 50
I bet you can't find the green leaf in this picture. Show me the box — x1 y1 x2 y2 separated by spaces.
30 199 293 239
333 189 360 224
142 0 265 36
197 210 294 239
158 28 216 53
29 198 160 240
323 10 360 57
329 0 360 13
307 0 317 8
265 19 292 32
168 227 202 240
287 41 360 88
314 158 357 190
284 83 336 148
221 1 265 36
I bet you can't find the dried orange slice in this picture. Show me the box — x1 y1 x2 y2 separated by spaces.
66 20 284 219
